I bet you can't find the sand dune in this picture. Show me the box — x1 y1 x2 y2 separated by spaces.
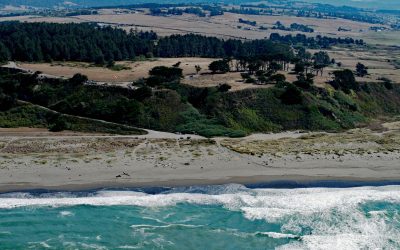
0 125 399 192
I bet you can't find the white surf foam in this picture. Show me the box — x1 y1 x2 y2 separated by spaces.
1 185 400 249
59 211 74 217
0 185 399 211
130 224 203 229
260 232 299 239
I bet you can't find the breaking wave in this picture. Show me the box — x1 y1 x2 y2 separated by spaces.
0 184 399 249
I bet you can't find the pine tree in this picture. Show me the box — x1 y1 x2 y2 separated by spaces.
0 42 10 62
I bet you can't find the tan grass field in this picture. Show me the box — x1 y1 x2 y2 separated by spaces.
0 9 392 44
182 72 273 91
3 9 399 87
16 59 272 91
72 11 388 42
19 57 213 81
16 46 399 92
16 58 336 90
318 45 400 83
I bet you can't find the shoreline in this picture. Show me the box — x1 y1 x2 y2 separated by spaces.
1 125 399 194
1 176 400 194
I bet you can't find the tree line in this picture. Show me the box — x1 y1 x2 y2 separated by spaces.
269 33 365 49
0 22 155 63
272 21 314 33
150 7 206 17
0 22 296 64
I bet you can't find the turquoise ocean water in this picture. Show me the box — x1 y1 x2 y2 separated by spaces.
0 184 400 249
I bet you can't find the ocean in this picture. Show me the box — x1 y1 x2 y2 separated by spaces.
0 183 400 249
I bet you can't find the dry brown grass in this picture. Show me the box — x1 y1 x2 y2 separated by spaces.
14 46 400 91
1 137 145 154
3 10 399 86
15 59 368 91
183 72 273 91
314 45 400 83
0 9 392 44
77 10 385 42
221 128 400 156
18 58 215 82
16 59 281 91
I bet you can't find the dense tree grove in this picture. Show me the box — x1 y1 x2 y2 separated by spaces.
270 33 365 48
0 22 155 63
0 41 10 62
0 22 366 67
0 22 308 64
150 7 206 17
272 22 314 33
0 72 18 110
156 34 294 61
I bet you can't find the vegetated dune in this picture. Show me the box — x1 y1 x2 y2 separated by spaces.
0 124 399 192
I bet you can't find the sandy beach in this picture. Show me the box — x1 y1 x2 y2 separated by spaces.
0 123 399 192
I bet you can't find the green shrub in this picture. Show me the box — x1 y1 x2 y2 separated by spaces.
0 105 48 128
176 107 246 137
108 64 131 71
218 83 231 92
49 117 70 132
149 66 183 80
280 84 303 105
379 78 394 90
133 86 152 101
334 91 358 111
245 78 256 84
227 108 281 133
241 72 251 79
270 73 286 84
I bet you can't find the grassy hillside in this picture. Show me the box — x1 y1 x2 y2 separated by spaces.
0 103 146 135
1 67 400 137
173 82 400 136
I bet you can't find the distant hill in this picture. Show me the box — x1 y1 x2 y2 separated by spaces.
299 0 400 10
1 0 157 8
0 0 251 9
1 0 399 11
